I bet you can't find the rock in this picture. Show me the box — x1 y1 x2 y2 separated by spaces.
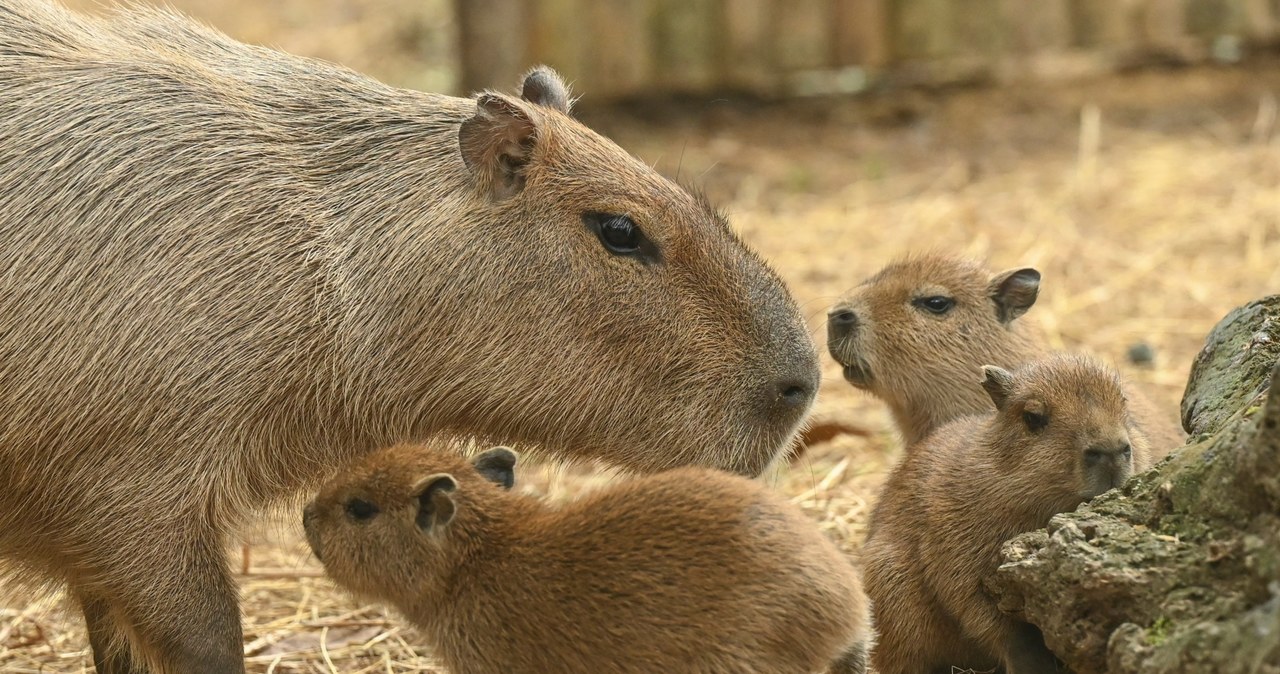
987 295 1280 674
1181 296 1280 437
1127 342 1156 368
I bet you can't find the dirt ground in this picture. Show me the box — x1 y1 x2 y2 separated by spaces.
4 2 1280 672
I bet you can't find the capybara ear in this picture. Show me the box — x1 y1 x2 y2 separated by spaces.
412 474 458 531
520 66 572 114
981 365 1015 411
458 93 538 201
473 446 518 490
988 267 1041 324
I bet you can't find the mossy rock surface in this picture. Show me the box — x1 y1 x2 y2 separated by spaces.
988 295 1280 674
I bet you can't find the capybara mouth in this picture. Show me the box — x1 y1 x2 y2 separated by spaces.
828 340 874 389
841 363 874 389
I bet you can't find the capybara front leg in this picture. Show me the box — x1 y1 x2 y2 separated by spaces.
76 589 144 674
108 537 246 674
1003 622 1061 674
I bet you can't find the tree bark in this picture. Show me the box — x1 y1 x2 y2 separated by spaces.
988 295 1280 674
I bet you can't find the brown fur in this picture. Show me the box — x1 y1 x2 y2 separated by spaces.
863 354 1154 674
0 1 819 672
304 445 873 674
826 254 1183 451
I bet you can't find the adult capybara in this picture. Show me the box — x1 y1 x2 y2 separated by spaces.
0 1 819 672
826 254 1182 451
303 444 873 674
864 354 1153 674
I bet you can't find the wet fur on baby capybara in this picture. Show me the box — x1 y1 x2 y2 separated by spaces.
304 445 873 674
0 1 820 671
863 354 1154 674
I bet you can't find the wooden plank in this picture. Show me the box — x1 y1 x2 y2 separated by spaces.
454 0 529 93
951 0 1004 60
1186 0 1234 37
1239 0 1280 40
722 0 777 92
1140 0 1193 55
1001 0 1071 53
993 0 1073 83
890 0 954 60
586 0 655 98
1067 0 1132 48
774 0 833 71
832 0 890 68
529 0 587 90
1241 0 1278 41
650 0 721 92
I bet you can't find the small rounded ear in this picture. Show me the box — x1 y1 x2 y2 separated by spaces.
473 447 518 490
981 365 1015 411
458 93 539 201
988 268 1041 324
520 66 571 114
411 474 458 531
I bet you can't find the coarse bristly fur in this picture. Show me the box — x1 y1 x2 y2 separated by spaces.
304 444 874 674
826 254 1183 452
863 353 1154 674
0 1 820 672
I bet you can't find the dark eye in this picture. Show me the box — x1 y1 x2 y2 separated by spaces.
1022 410 1048 432
913 296 955 315
345 498 379 521
600 216 639 253
584 212 661 263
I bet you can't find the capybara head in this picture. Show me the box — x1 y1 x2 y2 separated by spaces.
825 255 1040 443
980 355 1142 502
356 66 818 477
302 445 517 599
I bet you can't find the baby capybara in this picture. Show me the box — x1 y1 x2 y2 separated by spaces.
304 445 873 674
0 1 818 671
826 254 1182 452
863 354 1154 673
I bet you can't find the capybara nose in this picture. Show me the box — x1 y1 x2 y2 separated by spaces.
1085 442 1131 465
302 504 316 535
778 380 814 408
302 503 322 561
827 307 859 337
1085 441 1133 489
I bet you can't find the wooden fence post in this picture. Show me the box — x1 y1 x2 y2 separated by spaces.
587 0 655 99
832 0 890 69
723 0 778 93
454 0 529 93
651 0 722 92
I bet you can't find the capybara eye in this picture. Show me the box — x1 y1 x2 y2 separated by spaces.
345 498 380 521
913 296 955 315
1022 410 1049 432
584 213 642 255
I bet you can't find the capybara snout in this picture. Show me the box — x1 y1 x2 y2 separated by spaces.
1082 439 1135 498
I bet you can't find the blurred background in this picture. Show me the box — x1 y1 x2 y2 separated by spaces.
5 0 1280 671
